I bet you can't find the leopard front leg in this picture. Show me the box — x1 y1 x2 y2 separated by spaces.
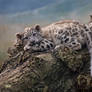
24 43 42 52
24 39 55 52
40 39 55 52
66 38 82 51
55 38 82 51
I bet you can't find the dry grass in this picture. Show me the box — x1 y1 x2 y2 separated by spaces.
0 24 25 64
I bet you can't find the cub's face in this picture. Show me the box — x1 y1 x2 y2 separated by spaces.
14 32 24 48
14 25 43 50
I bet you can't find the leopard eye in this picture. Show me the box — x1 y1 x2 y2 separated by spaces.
33 33 36 36
25 37 28 39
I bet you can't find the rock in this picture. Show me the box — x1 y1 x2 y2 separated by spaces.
0 46 92 92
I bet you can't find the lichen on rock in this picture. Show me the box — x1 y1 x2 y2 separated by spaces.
0 44 92 92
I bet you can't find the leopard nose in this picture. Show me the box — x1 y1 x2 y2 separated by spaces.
30 40 35 43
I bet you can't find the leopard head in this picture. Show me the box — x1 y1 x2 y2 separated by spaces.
14 25 43 51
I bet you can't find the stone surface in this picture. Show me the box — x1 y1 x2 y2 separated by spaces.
0 46 92 92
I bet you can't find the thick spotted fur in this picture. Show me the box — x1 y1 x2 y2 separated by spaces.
14 16 92 76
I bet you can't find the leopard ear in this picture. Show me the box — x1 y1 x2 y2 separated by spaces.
35 24 41 32
24 27 31 32
16 33 22 39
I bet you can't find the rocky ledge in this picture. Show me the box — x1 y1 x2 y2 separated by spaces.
0 45 92 92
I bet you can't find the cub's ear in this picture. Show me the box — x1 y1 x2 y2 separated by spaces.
15 33 22 39
35 24 41 31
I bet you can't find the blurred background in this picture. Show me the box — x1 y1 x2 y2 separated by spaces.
0 0 92 62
